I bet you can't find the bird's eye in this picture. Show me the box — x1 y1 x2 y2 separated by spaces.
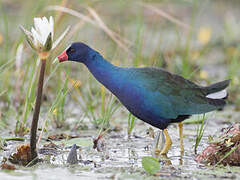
68 48 75 54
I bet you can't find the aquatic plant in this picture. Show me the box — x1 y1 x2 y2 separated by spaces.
20 16 69 160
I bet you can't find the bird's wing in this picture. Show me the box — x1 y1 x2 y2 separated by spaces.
129 67 218 117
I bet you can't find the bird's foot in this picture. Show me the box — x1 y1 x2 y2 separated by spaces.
154 149 161 155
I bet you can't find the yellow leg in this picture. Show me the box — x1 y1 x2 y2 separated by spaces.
160 129 172 155
178 122 184 154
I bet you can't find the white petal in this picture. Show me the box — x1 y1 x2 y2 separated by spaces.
34 18 42 33
41 18 49 45
34 18 47 44
41 18 49 43
40 18 47 40
44 17 53 45
206 90 227 99
49 16 54 39
32 16 54 48
42 17 48 25
31 27 41 46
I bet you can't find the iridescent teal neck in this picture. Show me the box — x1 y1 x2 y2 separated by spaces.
84 51 120 91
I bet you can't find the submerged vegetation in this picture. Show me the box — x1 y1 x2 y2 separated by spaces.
0 0 240 179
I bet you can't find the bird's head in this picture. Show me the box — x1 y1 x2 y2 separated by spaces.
57 42 92 63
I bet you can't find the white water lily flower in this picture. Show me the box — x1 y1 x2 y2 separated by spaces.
31 16 54 48
20 16 70 59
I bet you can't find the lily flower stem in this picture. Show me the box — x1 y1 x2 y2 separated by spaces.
30 59 46 160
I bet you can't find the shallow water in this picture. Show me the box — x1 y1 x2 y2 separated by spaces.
1 107 239 179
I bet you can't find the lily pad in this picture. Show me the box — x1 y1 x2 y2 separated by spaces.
142 156 160 175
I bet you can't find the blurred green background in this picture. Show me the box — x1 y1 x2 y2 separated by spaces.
0 0 240 135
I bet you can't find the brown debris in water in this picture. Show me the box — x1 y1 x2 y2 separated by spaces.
1 157 16 170
93 134 105 152
38 142 61 156
196 123 240 166
47 133 79 141
8 144 32 166
1 163 16 170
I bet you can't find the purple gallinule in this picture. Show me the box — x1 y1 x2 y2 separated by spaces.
57 42 230 154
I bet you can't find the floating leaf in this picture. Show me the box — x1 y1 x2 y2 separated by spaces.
142 156 160 174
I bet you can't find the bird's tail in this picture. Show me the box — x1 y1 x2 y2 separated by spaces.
203 79 230 95
203 79 230 107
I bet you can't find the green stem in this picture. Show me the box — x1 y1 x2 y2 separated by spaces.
30 59 46 160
